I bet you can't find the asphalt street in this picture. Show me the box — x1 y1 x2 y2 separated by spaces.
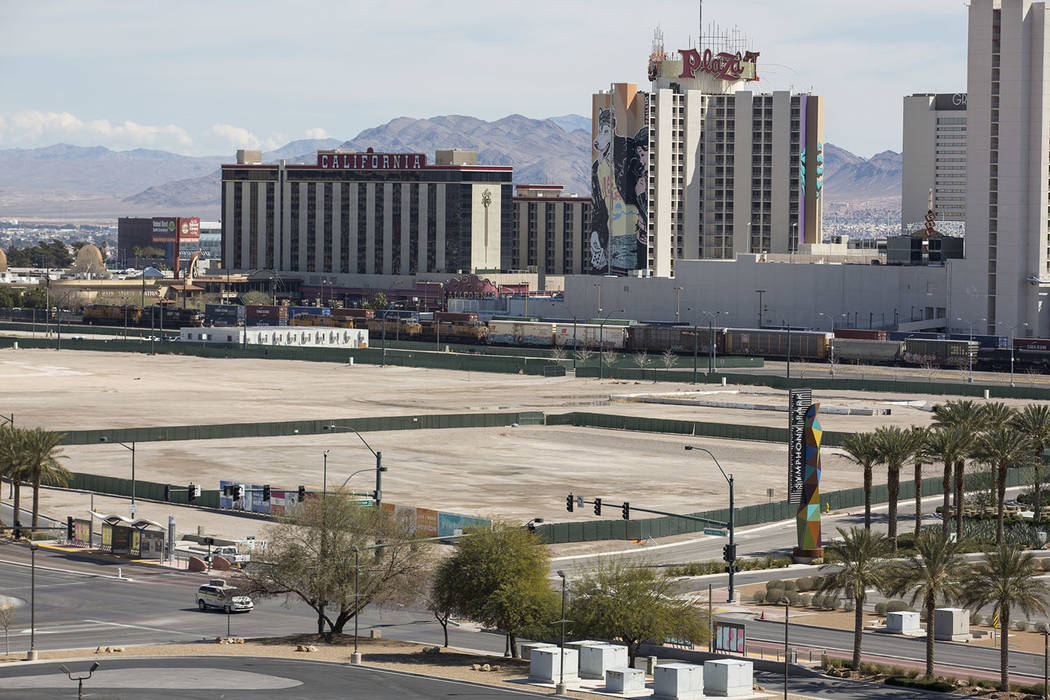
0 656 553 699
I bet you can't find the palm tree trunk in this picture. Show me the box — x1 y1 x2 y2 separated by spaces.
863 465 873 530
953 460 965 541
996 462 1007 546
31 476 40 530
853 593 864 670
1035 462 1043 524
1000 608 1010 691
924 592 935 679
12 482 21 534
914 461 923 539
888 466 900 550
941 460 952 541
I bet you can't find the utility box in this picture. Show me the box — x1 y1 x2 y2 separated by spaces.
579 643 629 680
565 639 607 652
653 663 704 700
886 611 921 634
529 647 578 683
703 659 754 697
934 608 971 641
606 667 645 693
518 642 555 660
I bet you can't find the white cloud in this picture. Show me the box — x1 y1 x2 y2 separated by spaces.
0 109 193 150
209 123 282 152
304 127 329 139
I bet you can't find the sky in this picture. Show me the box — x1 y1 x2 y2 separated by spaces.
0 0 968 159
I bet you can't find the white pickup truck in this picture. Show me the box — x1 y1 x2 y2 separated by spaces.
204 545 251 565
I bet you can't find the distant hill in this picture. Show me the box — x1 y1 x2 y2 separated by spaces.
0 143 224 195
548 114 591 134
822 144 901 202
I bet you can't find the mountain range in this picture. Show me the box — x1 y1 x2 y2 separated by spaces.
0 115 901 228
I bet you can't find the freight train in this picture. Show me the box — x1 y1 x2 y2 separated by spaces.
82 304 202 327
61 302 1050 372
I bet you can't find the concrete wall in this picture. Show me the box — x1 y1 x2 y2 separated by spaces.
526 256 950 330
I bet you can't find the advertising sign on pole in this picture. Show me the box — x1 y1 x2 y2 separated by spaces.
787 388 812 504
714 621 746 653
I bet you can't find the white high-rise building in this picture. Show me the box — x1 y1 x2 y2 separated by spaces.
951 0 1050 337
901 93 968 234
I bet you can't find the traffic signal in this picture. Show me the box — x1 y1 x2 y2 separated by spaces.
262 484 271 501
188 483 201 501
621 502 630 520
593 497 602 516
566 493 574 513
298 485 306 502
66 516 74 541
230 484 243 499
164 485 172 502
722 543 736 563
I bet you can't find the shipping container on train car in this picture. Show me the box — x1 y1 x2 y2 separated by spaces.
488 320 556 346
887 331 946 342
902 338 978 365
366 317 422 338
1015 337 1050 352
434 311 478 324
289 305 330 317
331 308 374 319
554 322 627 349
948 333 1008 349
245 305 288 327
833 328 888 341
723 328 831 361
422 320 489 344
204 304 245 326
830 338 904 364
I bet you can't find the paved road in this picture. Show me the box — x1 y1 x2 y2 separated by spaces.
0 656 552 699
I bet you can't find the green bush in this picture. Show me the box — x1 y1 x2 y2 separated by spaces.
765 589 783 604
885 676 954 693
795 576 813 592
752 590 766 603
766 579 785 591
785 590 800 606
799 594 813 608
841 599 855 612
885 600 910 613
1015 619 1028 631
874 602 887 616
781 579 798 593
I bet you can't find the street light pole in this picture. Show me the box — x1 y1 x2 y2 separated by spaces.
684 445 735 603
28 542 37 660
351 546 362 664
756 289 766 328
59 662 100 700
556 570 567 695
99 438 135 515
322 450 329 501
783 600 790 700
324 424 387 507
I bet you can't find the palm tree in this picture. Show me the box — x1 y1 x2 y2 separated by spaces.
975 426 1033 545
932 400 986 539
960 544 1050 691
883 530 968 679
0 427 30 537
1012 404 1050 523
18 428 69 530
819 527 891 670
874 426 916 551
926 426 974 540
839 432 880 530
910 427 931 539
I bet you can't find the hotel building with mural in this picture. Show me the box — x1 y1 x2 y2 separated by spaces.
591 29 825 277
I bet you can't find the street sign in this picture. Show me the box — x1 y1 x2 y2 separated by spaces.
704 528 727 536
577 496 584 508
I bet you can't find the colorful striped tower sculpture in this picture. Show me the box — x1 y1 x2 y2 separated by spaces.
793 402 824 560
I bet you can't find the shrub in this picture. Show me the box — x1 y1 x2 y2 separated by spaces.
785 590 800 606
765 589 783 604
874 602 887 616
885 600 910 613
799 594 813 608
885 676 954 693
781 579 798 593
841 599 855 612
971 613 984 626
859 662 880 676
766 579 785 591
825 596 841 611
1036 622 1049 634
796 576 813 592
1015 619 1028 631
752 590 767 603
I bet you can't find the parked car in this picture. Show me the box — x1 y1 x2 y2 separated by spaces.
196 579 253 613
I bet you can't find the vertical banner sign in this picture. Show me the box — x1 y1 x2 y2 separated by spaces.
787 389 811 504
795 402 824 558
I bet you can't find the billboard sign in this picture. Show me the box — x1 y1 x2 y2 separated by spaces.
788 389 812 504
714 621 746 654
177 217 201 242
677 48 760 82
934 93 967 111
317 152 426 170
152 217 177 243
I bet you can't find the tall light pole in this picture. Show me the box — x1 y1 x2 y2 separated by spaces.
674 287 684 323
755 289 766 328
322 449 330 501
955 316 984 384
684 445 735 603
351 546 362 664
28 542 37 660
782 598 790 700
59 662 100 700
700 311 725 374
556 570 568 695
998 321 1029 388
323 424 386 507
99 438 135 516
